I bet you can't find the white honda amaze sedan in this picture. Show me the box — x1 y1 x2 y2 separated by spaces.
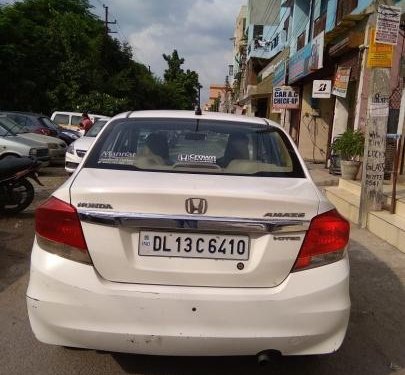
27 110 350 358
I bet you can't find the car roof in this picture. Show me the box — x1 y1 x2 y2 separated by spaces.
52 111 109 118
113 110 279 128
0 111 47 119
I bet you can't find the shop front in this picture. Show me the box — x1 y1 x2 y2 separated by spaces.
328 31 364 143
287 31 335 162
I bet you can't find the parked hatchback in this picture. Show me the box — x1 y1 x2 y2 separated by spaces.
28 111 350 358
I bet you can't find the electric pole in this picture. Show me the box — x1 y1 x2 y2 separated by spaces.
225 75 231 113
359 0 400 227
103 4 117 35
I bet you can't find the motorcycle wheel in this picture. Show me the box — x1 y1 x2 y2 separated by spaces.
0 179 35 214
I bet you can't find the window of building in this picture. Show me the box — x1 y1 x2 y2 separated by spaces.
284 16 290 36
313 13 326 37
336 0 358 24
320 0 328 16
253 25 264 40
297 31 306 50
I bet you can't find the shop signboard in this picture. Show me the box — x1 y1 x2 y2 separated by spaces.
288 31 324 84
332 67 351 98
369 93 389 118
312 80 332 99
273 61 286 87
272 86 300 110
375 5 401 45
367 28 393 68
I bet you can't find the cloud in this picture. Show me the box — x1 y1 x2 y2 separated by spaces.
186 0 242 33
98 0 243 103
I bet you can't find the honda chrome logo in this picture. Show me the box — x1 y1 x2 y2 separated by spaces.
185 198 208 214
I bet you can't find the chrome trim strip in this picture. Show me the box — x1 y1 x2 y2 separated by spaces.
78 210 310 234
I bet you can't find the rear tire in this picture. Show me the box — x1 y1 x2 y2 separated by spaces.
0 179 35 214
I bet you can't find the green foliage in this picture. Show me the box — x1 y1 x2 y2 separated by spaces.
163 50 185 82
331 129 365 161
0 0 198 115
162 49 200 110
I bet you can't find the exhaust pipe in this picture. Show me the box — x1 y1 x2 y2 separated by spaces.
257 350 281 366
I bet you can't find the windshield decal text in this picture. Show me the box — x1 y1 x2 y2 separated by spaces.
101 151 137 159
177 153 217 163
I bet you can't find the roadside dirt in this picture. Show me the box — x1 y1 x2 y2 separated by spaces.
0 165 68 292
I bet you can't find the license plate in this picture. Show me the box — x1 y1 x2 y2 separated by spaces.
139 231 249 260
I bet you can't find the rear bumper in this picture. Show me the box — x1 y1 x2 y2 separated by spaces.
27 244 350 356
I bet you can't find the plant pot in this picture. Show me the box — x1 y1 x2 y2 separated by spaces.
340 160 360 180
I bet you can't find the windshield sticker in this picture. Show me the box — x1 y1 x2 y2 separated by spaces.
100 151 137 159
177 153 217 163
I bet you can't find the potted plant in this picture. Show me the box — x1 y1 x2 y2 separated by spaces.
331 129 365 180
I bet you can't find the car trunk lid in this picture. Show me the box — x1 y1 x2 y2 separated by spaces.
71 168 319 288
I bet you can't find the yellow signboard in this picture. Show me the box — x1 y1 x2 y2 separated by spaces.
367 28 393 68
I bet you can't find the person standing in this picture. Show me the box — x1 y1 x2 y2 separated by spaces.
79 112 93 134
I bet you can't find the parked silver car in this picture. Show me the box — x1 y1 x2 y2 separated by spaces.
0 117 66 163
0 125 49 165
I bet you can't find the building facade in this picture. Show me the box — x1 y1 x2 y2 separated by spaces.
231 0 405 170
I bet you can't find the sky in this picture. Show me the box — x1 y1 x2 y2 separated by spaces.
90 0 244 104
0 0 245 104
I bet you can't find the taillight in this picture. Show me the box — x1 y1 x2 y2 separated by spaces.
292 209 349 272
35 197 92 264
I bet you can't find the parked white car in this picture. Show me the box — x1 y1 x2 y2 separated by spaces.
28 111 350 359
0 117 66 163
51 111 109 131
0 125 50 165
65 118 110 173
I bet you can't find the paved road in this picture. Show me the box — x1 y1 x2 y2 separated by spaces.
1 166 404 374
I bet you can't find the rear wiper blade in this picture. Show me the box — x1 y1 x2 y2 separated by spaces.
173 162 221 170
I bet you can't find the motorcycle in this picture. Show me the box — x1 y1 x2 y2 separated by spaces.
0 156 42 214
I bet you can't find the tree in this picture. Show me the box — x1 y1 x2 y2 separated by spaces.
0 1 201 115
163 50 185 82
0 0 171 115
0 0 98 112
162 50 200 110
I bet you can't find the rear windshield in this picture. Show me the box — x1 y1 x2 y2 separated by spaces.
0 117 23 134
41 117 58 130
71 115 82 126
53 114 69 125
0 122 17 136
86 120 108 137
85 118 305 178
